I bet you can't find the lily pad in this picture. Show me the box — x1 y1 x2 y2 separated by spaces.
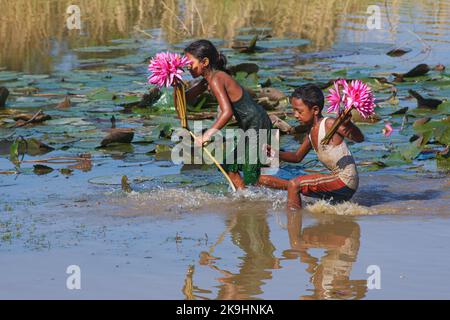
256 38 310 49
45 118 91 126
89 175 127 185
21 74 51 80
74 46 123 53
33 165 54 175
0 71 20 82
88 175 154 185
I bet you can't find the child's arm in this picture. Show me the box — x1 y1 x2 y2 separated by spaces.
279 136 312 163
185 79 208 105
336 115 365 143
196 77 234 145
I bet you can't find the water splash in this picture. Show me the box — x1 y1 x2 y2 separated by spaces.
306 199 374 216
108 186 287 216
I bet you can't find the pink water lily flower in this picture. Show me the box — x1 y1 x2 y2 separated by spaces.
343 80 376 118
326 79 348 114
383 122 393 137
148 52 190 88
326 79 376 118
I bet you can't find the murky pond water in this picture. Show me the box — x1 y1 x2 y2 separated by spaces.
1 0 450 299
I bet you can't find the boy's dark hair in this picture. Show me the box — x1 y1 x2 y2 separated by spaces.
184 39 227 72
291 84 324 112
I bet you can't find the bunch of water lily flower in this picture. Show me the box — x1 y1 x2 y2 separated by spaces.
148 52 191 128
322 79 376 144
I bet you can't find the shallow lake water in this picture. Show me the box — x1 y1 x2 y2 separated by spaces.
0 0 449 299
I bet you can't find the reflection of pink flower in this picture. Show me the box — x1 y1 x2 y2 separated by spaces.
148 52 190 88
344 80 376 118
383 122 393 137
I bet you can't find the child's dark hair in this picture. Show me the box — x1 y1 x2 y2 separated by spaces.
184 39 228 72
291 84 324 112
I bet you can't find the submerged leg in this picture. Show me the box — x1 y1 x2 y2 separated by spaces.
228 171 245 190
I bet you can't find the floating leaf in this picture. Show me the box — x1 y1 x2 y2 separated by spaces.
59 168 74 176
44 118 91 126
234 72 259 90
33 165 54 175
100 129 134 147
89 175 124 185
257 38 310 49
0 71 20 82
87 88 115 101
155 144 172 154
386 48 412 57
400 143 423 162
18 138 54 156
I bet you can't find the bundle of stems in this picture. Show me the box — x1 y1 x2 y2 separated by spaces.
321 107 354 145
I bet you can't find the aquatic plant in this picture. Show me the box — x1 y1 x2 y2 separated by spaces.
322 79 376 144
147 52 190 88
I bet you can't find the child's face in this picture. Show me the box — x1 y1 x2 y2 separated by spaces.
185 52 208 78
291 97 316 125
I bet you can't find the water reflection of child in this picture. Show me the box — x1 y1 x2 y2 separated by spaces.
259 84 365 209
285 211 368 300
184 40 272 189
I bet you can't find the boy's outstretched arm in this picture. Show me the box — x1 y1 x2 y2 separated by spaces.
336 116 365 143
258 138 311 190
279 136 312 163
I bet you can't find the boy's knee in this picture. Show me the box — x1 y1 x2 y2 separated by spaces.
288 179 301 190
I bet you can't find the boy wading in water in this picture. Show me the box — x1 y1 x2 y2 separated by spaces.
184 40 273 189
259 84 365 209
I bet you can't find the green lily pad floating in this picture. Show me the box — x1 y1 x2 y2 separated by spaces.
74 46 117 53
87 106 125 113
256 38 310 49
234 35 265 42
99 143 135 155
157 174 210 188
33 164 54 175
44 117 92 126
87 88 115 101
238 27 273 33
234 72 259 90
88 175 129 185
42 135 80 145
109 38 139 45
89 175 154 185
155 144 172 154
60 168 74 176
437 101 450 115
0 71 20 82
21 74 50 80
114 95 141 105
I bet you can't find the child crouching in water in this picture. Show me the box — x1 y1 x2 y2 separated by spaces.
259 84 364 209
